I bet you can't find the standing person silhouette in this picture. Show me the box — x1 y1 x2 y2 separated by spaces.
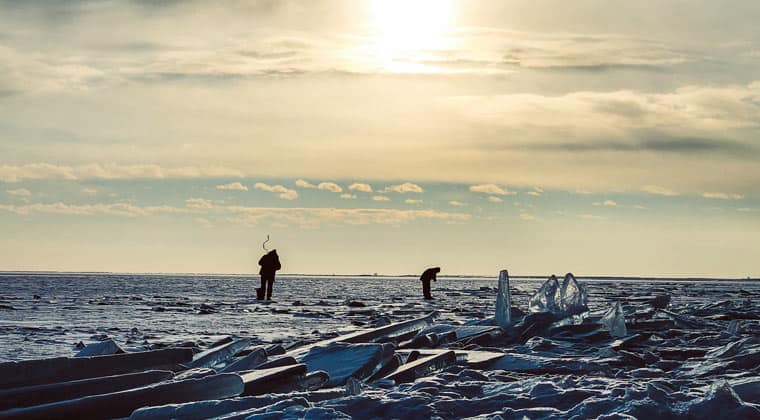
420 267 440 300
258 249 281 301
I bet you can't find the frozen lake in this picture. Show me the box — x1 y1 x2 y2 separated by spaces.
0 272 756 362
1 272 759 418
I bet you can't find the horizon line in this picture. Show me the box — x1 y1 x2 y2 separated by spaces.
0 270 755 281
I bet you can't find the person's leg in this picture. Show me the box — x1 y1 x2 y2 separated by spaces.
266 277 275 300
258 276 267 300
423 280 431 299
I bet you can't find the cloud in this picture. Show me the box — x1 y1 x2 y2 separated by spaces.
195 217 214 229
0 199 472 229
579 214 607 220
6 188 31 197
295 179 316 188
447 83 760 133
348 183 373 193
526 191 541 196
372 195 390 201
520 213 537 221
340 193 356 199
593 200 618 207
702 192 744 200
487 196 503 203
641 185 679 196
449 200 466 207
254 182 298 200
225 206 471 228
186 198 215 209
527 136 752 156
295 180 343 193
405 199 423 204
0 163 244 183
382 182 424 194
81 188 98 195
0 202 189 217
470 184 512 195
216 182 248 191
317 182 343 193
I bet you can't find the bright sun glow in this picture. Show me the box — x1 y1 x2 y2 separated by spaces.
368 0 456 72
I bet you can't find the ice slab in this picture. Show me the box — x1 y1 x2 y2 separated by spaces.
220 348 267 373
239 364 307 396
0 370 173 411
297 342 391 386
185 338 251 369
601 302 628 338
0 373 243 420
0 348 193 389
75 339 124 357
287 312 435 358
488 353 607 375
396 349 505 370
383 351 456 383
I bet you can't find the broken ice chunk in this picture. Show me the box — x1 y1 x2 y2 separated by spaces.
601 302 627 338
528 275 560 313
495 270 512 328
528 273 588 316
296 342 391 386
558 273 588 315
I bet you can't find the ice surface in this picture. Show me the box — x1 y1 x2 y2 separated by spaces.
601 302 628 338
1 273 758 418
495 270 511 328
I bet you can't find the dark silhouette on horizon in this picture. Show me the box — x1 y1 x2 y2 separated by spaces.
420 267 440 300
258 249 281 300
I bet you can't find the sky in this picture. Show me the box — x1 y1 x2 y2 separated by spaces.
1 0 759 277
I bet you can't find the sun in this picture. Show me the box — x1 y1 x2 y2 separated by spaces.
367 0 457 72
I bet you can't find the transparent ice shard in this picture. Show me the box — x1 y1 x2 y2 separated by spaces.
558 273 588 315
600 302 627 338
528 275 559 313
528 273 588 316
495 269 512 328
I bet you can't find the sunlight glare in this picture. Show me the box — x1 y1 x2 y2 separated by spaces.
368 0 456 72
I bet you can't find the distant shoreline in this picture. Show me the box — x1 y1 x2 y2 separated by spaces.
0 270 756 282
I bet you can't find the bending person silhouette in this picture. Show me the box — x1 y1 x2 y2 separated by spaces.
258 249 282 300
420 267 440 300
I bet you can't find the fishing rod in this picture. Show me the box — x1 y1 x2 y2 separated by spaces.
262 234 271 252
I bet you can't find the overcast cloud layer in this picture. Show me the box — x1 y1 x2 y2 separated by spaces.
1 1 759 275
